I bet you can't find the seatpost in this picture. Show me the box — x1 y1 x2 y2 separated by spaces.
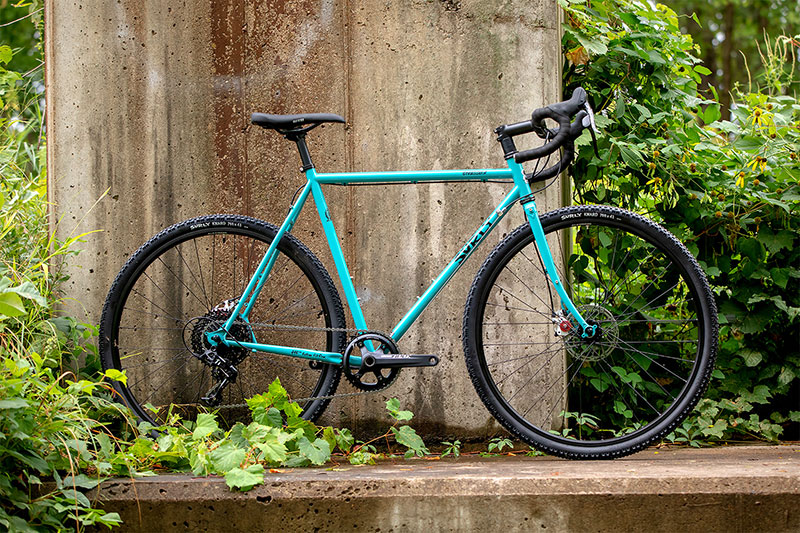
291 134 314 172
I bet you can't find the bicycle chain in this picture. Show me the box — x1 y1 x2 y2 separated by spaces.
212 321 393 410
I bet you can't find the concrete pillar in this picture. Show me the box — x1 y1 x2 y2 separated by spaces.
47 0 562 438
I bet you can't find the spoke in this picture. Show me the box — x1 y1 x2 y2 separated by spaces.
496 340 565 389
616 274 680 321
175 244 211 309
591 342 695 362
128 352 192 391
600 246 649 307
121 306 185 324
156 256 209 311
269 290 319 323
483 340 565 346
536 358 586 425
520 359 579 419
193 238 209 309
502 263 552 312
483 321 555 326
598 358 660 416
613 337 691 383
486 342 566 367
119 326 185 332
134 278 188 322
614 348 676 400
140 358 197 406
122 352 193 371
484 301 553 315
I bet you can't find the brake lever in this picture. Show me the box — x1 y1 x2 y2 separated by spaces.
582 101 600 158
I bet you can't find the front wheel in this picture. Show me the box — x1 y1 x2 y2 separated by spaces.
99 215 346 427
463 205 718 459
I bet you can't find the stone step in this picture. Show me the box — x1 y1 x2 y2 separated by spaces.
92 445 800 532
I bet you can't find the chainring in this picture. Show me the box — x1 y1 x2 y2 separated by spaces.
342 332 401 392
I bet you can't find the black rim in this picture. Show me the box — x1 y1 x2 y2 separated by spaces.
107 221 338 425
475 213 709 448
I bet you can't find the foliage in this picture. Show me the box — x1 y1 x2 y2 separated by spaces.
663 0 799 112
561 0 800 442
114 384 428 490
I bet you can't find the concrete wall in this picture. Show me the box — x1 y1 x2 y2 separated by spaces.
46 0 562 438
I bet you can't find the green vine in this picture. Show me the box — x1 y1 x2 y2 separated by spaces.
561 0 800 443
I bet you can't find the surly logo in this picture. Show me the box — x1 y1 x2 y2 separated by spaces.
456 223 492 264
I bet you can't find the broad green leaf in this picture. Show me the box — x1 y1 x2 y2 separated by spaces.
298 437 330 466
335 428 355 453
256 436 288 464
253 406 283 428
770 268 789 290
224 464 264 491
391 425 428 456
694 65 712 76
192 413 219 440
0 398 29 409
0 45 12 65
103 368 127 385
758 229 794 254
0 292 25 317
737 238 763 262
209 442 246 472
242 422 271 444
739 349 763 367
6 281 46 306
778 367 796 387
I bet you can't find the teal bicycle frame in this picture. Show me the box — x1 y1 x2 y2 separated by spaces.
214 157 592 366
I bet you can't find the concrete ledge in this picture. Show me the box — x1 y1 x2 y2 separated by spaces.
93 445 800 532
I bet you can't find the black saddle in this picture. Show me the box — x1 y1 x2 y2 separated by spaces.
250 112 345 131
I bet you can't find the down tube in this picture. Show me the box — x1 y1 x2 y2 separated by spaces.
391 185 522 340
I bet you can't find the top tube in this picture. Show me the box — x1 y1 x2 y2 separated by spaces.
312 168 515 184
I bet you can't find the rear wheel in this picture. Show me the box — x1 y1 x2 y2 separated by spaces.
463 205 717 459
99 214 345 426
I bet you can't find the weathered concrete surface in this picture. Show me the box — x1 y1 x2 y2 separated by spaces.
91 446 800 532
46 0 561 435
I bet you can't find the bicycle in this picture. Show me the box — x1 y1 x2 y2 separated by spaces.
99 87 718 459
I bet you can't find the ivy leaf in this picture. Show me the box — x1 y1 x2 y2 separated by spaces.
770 268 789 290
737 238 764 262
298 437 330 466
739 349 763 367
758 228 794 254
777 367 796 387
574 33 608 56
225 464 264 492
385 398 413 421
103 368 127 385
256 435 288 464
700 419 728 439
391 426 429 457
335 428 355 453
253 406 283 428
209 442 246 473
192 413 220 440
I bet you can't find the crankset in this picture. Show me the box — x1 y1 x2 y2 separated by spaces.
343 332 439 392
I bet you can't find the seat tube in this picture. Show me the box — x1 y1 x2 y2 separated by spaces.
307 170 369 332
507 158 594 336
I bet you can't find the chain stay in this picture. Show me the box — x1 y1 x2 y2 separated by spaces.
213 321 395 410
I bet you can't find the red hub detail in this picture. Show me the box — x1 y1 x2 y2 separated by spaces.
559 320 573 333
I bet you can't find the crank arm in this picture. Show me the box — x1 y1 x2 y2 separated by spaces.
361 353 439 369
